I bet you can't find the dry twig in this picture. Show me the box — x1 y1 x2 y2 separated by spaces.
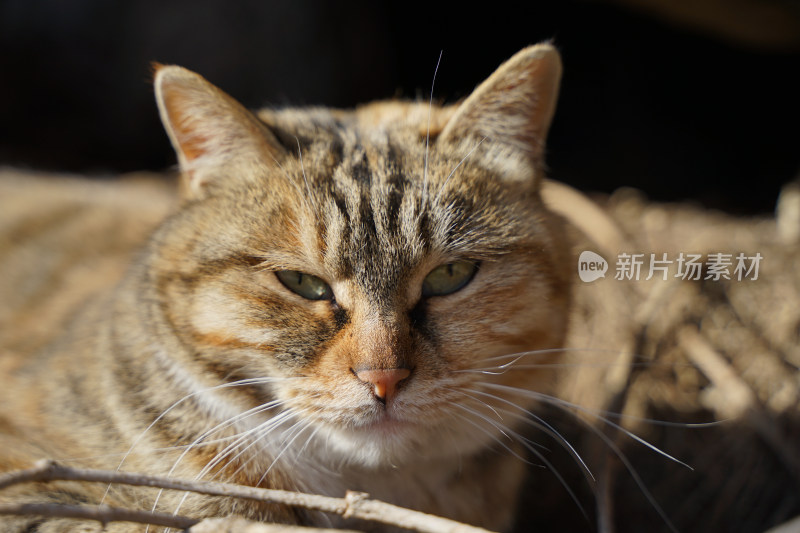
0 502 195 529
189 516 362 532
0 460 496 533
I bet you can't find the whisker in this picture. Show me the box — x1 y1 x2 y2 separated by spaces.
422 50 443 205
457 387 593 481
449 402 589 521
206 401 315 488
434 136 486 205
36 434 251 464
476 347 600 363
481 383 694 470
447 387 505 421
255 418 315 488
290 423 322 468
449 407 530 465
168 408 304 520
174 399 286 476
295 136 313 200
148 399 291 525
210 409 300 482
459 361 679 375
580 415 680 533
462 384 678 532
258 412 312 478
251 414 308 473
463 351 714 426
197 410 310 506
104 377 295 504
466 346 673 369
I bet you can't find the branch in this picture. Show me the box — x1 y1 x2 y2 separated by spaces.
679 326 800 478
0 502 195 529
0 461 497 533
190 516 363 532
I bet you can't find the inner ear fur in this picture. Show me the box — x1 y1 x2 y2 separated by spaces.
154 64 286 198
438 44 562 185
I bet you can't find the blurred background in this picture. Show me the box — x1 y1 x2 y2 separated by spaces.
1 0 799 214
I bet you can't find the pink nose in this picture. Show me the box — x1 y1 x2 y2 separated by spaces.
354 368 411 403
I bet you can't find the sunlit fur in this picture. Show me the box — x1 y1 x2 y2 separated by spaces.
0 44 572 532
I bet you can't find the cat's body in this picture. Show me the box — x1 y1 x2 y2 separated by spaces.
5 43 799 533
0 45 572 531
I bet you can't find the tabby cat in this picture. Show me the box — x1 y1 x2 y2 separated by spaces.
0 44 574 531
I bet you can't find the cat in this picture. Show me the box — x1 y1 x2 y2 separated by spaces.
0 43 574 532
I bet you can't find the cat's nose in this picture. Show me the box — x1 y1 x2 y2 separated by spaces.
354 368 411 404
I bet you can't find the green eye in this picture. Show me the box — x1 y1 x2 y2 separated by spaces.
422 261 478 297
276 270 333 301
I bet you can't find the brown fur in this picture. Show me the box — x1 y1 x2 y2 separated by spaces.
0 45 572 531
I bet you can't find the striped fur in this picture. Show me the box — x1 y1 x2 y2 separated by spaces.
0 44 570 531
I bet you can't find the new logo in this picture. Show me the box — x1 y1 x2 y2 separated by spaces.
578 251 608 282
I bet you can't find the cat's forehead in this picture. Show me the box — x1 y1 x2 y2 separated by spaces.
265 105 490 199
246 105 539 302
306 133 452 299
260 101 453 148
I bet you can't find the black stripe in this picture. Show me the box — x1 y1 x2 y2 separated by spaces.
384 142 407 237
348 145 372 186
328 137 345 168
415 207 432 253
327 186 353 278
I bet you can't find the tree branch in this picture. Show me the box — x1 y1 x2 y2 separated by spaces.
0 460 497 533
189 516 363 532
0 502 196 529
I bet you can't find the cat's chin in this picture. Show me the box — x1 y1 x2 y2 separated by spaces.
316 416 496 469
315 420 417 468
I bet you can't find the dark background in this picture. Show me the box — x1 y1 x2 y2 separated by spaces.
1 0 799 214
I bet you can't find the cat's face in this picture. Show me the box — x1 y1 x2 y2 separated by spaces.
149 45 570 468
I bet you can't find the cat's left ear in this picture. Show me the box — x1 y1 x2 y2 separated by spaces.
438 44 562 186
154 64 286 198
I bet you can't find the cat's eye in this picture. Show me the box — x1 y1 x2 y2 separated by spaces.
422 261 478 297
275 270 333 301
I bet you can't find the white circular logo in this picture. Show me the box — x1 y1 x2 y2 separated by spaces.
578 251 608 282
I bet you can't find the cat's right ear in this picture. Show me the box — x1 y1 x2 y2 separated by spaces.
438 44 562 188
154 64 286 199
